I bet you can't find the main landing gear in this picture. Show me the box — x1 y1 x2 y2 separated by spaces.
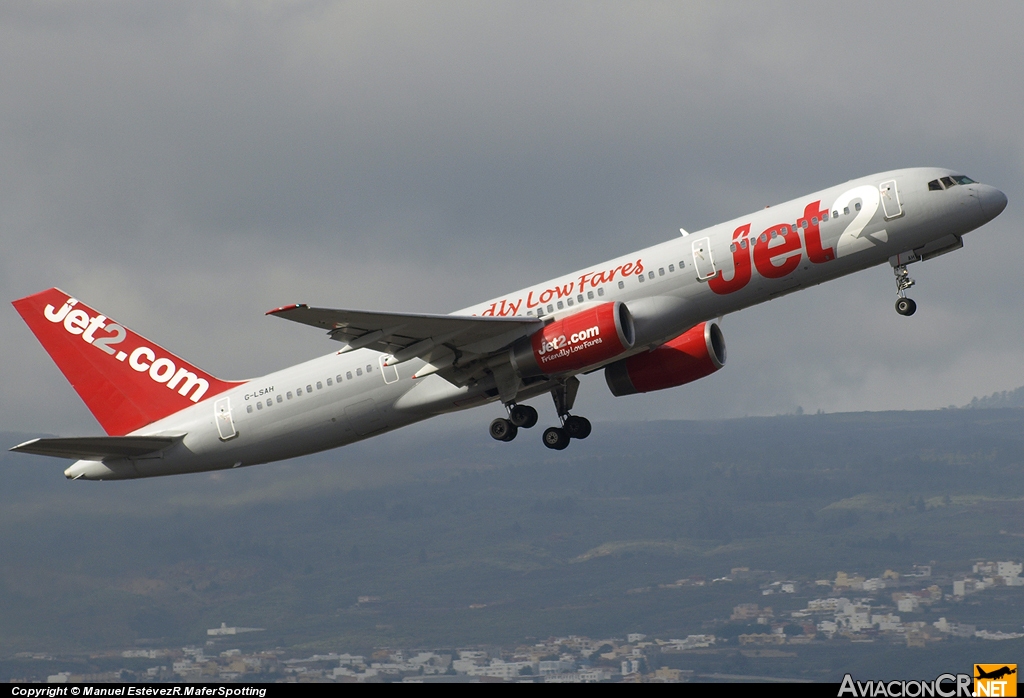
489 377 592 450
541 377 591 450
543 415 592 451
489 403 539 442
893 263 917 317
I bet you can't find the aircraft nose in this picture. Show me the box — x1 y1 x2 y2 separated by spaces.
978 184 1008 221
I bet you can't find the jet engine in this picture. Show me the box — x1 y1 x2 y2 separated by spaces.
510 301 635 377
604 321 725 396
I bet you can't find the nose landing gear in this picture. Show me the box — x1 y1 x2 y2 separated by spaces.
893 263 917 316
895 296 917 316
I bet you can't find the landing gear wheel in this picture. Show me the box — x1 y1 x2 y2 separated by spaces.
509 404 539 429
542 427 570 450
563 415 592 439
895 298 917 316
489 418 518 442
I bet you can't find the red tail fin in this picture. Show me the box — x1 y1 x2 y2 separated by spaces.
13 288 241 436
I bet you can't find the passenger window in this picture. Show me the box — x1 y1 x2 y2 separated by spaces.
617 280 624 289
822 212 829 221
547 304 553 313
597 287 605 296
316 381 322 390
326 378 332 386
740 240 747 249
306 384 313 392
811 217 818 225
557 301 564 310
355 369 362 377
638 274 645 283
587 291 594 300
659 268 665 276
577 294 584 303
296 388 302 396
287 391 293 399
246 405 253 413
346 371 353 380
801 220 808 228
669 264 675 272
730 243 737 252
566 298 574 306
843 207 850 215
276 395 282 404
771 230 778 239
257 402 263 411
337 375 343 383
266 398 272 407
536 308 544 317
678 260 685 268
366 365 372 373
648 271 655 280
854 203 861 211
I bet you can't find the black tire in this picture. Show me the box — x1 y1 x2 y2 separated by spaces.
509 404 539 429
489 418 518 442
563 415 592 439
542 427 570 450
895 298 917 316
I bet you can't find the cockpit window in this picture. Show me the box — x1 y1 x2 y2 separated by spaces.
929 175 977 191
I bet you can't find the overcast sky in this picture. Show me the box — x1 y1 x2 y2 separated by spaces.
2 1 1022 436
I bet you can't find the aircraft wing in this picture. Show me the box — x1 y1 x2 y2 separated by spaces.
266 304 543 364
10 435 183 461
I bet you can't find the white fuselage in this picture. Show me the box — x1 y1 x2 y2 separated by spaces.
65 167 1005 479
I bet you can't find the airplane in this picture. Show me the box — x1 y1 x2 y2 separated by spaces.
975 666 1016 681
10 167 1007 480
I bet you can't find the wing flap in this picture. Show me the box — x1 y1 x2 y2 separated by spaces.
11 435 183 461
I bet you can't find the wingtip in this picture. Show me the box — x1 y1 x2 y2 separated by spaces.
10 438 40 452
266 303 307 316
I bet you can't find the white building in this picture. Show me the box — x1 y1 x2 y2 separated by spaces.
539 659 576 675
897 597 920 613
997 561 1022 579
872 614 902 631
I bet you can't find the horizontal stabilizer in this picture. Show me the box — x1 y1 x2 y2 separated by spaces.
11 435 184 461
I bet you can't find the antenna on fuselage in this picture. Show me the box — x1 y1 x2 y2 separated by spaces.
679 227 689 237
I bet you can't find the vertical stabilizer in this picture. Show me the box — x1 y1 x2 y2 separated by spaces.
13 288 241 435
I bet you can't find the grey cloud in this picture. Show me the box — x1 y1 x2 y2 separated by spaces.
2 1 1023 434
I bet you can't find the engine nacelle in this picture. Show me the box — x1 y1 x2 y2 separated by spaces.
604 321 725 396
510 301 635 377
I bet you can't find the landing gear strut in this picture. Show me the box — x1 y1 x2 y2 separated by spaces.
893 263 917 316
542 377 591 450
